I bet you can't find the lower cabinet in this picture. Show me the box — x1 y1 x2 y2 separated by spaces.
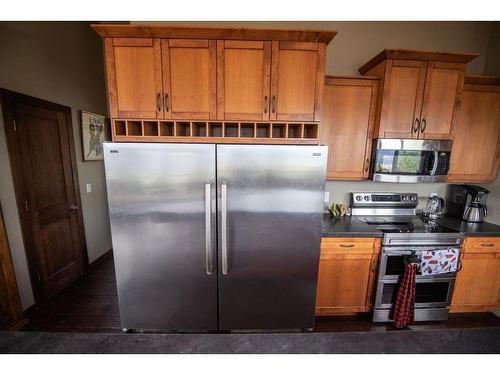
450 237 500 312
316 237 381 315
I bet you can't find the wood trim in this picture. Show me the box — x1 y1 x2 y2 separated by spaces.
112 38 153 47
209 40 217 120
359 48 479 75
216 40 224 120
465 75 500 85
262 41 272 121
224 40 263 49
91 24 337 44
104 38 118 118
365 238 381 310
113 135 318 145
325 76 380 86
0 89 88 303
161 39 171 120
313 42 326 122
168 39 209 48
363 79 379 178
279 41 318 51
464 83 500 93
269 41 279 121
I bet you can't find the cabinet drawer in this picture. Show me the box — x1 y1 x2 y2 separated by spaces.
321 237 377 254
464 237 500 252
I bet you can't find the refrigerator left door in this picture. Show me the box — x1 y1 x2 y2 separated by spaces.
103 143 217 331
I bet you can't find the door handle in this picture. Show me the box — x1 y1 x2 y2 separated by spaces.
164 93 169 112
365 158 370 172
156 93 161 112
413 118 420 133
68 204 78 211
264 95 268 114
221 182 228 275
271 95 276 114
205 183 213 275
421 118 427 133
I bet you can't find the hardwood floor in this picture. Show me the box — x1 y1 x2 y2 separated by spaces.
22 253 500 333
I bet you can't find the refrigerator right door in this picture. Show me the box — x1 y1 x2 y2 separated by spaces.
217 145 327 330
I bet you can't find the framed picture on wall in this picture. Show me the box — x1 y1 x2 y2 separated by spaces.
80 110 109 161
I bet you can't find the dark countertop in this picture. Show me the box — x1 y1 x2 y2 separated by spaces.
321 214 500 238
438 217 500 237
322 214 383 238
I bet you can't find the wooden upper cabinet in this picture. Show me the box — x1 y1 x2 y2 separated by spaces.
320 76 378 180
217 40 271 121
105 38 163 119
419 62 465 139
270 41 326 122
359 49 478 140
162 39 217 120
448 76 500 182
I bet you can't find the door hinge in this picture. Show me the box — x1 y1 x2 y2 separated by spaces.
13 120 17 132
36 271 41 282
25 200 29 212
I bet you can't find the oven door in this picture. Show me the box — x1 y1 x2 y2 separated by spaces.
378 247 457 280
372 139 451 183
374 277 455 309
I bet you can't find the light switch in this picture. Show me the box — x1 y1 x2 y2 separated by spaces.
86 183 92 194
324 191 330 203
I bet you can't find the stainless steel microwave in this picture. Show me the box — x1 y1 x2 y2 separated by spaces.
371 139 453 183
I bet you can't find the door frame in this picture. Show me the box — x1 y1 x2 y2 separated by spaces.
0 89 88 303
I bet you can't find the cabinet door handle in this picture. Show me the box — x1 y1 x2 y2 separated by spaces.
413 118 420 133
339 244 354 248
421 118 426 133
272 95 276 114
156 93 161 112
164 94 169 112
481 243 495 247
365 158 370 172
264 95 268 114
371 261 378 273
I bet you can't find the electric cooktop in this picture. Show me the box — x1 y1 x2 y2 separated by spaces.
360 216 460 234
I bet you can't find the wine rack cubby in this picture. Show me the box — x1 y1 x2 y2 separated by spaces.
112 120 320 144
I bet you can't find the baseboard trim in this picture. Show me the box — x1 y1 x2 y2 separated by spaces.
88 249 113 271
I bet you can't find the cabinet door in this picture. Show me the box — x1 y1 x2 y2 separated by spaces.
448 86 500 182
419 62 464 139
378 60 427 138
162 39 217 120
451 252 500 311
321 77 378 180
316 238 379 315
106 38 163 118
270 41 325 122
217 40 271 121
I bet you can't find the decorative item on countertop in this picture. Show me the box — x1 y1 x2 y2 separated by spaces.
328 203 348 219
389 251 417 328
421 248 459 275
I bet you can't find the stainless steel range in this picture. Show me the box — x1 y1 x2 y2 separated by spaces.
350 192 463 323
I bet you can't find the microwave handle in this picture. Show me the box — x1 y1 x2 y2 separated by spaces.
430 151 439 175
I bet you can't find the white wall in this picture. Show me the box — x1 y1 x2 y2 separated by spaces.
0 22 112 309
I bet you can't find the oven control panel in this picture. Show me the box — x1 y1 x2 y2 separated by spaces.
351 192 418 207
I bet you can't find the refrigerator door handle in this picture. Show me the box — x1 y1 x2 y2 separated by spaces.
205 183 213 275
221 182 228 275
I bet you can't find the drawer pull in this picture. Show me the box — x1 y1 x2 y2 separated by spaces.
339 244 354 248
481 243 495 247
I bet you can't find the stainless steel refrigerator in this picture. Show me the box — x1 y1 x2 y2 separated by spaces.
103 143 327 331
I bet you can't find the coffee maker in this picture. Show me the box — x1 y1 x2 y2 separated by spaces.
446 184 489 223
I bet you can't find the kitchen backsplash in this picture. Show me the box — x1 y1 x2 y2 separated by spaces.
324 180 500 225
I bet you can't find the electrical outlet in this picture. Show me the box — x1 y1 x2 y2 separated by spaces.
324 191 330 203
86 183 92 194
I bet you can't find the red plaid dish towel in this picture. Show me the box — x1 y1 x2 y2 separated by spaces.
389 263 417 328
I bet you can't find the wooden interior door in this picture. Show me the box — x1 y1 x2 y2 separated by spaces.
2 91 87 301
419 62 464 139
0 205 25 329
216 40 271 121
163 39 217 120
448 85 500 182
321 77 378 180
106 38 163 119
270 41 325 122
378 60 427 138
